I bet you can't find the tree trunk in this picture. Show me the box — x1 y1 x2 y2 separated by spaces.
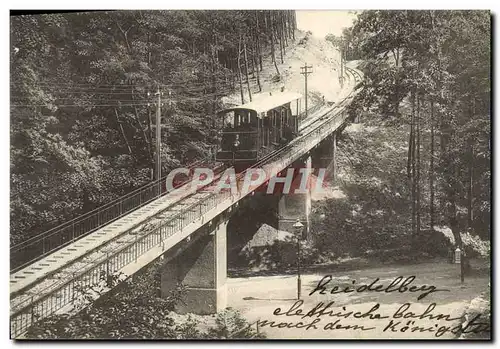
258 36 263 71
237 36 245 104
430 100 435 228
277 13 284 64
270 16 280 76
270 19 276 64
281 12 288 49
254 12 263 71
253 38 262 92
264 10 268 32
288 11 293 39
468 142 474 230
131 88 153 158
249 40 256 79
115 108 132 155
416 94 421 236
410 90 416 238
212 39 218 131
133 104 154 169
243 38 252 102
430 10 447 217
448 162 460 248
407 111 414 179
393 48 401 116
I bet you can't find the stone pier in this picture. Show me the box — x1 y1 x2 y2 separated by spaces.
160 221 227 314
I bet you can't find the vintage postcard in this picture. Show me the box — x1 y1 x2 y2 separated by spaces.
9 9 491 340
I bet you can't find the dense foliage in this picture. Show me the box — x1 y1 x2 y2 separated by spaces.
335 11 490 246
25 261 264 339
10 10 296 244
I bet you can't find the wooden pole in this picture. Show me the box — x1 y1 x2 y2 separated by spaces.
300 63 313 118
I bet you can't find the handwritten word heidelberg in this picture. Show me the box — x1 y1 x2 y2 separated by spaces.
257 301 490 337
309 275 450 301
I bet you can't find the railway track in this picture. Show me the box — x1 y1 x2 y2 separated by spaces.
10 65 364 338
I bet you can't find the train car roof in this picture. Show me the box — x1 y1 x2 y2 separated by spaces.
219 91 302 117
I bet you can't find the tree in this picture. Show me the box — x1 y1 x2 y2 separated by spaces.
25 261 264 339
348 10 490 246
10 10 297 250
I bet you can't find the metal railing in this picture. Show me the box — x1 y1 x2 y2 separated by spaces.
11 95 337 274
10 157 216 273
10 68 364 339
298 101 325 121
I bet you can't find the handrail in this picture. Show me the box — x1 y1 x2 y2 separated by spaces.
13 155 215 247
9 67 364 338
10 154 217 272
221 131 258 134
10 97 329 272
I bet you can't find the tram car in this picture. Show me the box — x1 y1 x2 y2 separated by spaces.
216 91 303 170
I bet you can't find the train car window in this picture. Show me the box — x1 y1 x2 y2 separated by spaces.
249 111 258 128
236 112 242 128
263 114 269 127
223 111 235 129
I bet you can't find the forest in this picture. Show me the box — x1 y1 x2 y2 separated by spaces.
324 10 490 251
10 10 296 245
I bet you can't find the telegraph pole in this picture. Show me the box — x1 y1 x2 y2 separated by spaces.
155 86 162 183
300 63 313 118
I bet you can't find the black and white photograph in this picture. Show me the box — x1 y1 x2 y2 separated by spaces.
8 8 491 340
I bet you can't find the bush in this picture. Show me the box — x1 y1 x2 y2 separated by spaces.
461 230 490 258
414 228 453 257
207 308 265 339
25 259 265 339
458 291 490 339
271 73 281 83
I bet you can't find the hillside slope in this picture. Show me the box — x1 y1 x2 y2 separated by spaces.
222 31 343 107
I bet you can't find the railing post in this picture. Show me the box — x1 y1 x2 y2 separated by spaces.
134 234 138 262
106 253 111 288
30 296 35 326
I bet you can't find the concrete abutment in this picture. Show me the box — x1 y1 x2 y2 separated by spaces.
160 221 228 314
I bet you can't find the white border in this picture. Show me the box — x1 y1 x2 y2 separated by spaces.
1 3 498 348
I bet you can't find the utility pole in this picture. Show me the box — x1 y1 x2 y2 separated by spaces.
155 86 162 184
293 219 304 300
300 63 313 118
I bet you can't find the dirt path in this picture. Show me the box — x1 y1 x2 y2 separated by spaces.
226 261 489 339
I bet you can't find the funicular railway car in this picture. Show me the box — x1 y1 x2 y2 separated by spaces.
216 91 302 170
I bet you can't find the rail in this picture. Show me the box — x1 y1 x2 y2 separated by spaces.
10 156 217 273
11 101 329 272
298 102 325 121
10 67 363 338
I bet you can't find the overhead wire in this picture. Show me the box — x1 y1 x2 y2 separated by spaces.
11 103 152 107
10 79 233 89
